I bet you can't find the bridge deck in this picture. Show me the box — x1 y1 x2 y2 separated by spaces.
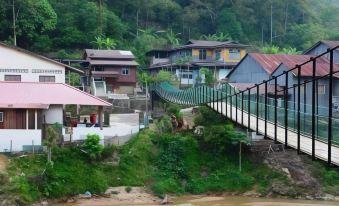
208 101 339 166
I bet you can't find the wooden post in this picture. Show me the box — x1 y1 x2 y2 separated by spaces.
26 109 29 130
98 106 103 130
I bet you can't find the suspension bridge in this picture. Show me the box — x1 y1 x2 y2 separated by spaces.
151 46 339 167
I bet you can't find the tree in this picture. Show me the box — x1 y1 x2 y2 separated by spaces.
92 35 117 49
200 32 231 41
199 67 215 86
44 126 60 163
82 134 104 160
260 45 301 54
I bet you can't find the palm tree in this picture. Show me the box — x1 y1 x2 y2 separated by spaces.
200 32 231 41
165 29 181 46
92 35 117 49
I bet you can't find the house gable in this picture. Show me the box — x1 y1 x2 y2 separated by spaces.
0 44 66 83
227 55 270 84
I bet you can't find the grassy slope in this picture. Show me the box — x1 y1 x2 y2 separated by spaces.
4 107 339 204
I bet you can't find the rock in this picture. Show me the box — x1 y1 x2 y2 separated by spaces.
305 195 314 200
41 200 48 205
322 194 335 201
243 190 260 197
282 168 292 179
161 194 169 205
271 181 289 196
334 196 339 201
67 198 76 203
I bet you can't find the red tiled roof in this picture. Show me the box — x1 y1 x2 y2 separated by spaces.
0 82 111 108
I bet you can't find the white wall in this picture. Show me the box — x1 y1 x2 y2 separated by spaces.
43 105 63 124
0 45 65 83
0 129 41 152
63 124 140 143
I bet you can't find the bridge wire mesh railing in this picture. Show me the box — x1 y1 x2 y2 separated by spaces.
152 45 339 165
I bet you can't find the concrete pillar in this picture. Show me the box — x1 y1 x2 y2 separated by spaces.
34 109 37 130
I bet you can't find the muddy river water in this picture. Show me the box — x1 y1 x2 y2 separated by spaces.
55 195 339 206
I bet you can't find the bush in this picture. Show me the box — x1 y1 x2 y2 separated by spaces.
125 186 132 193
83 134 104 160
101 145 117 160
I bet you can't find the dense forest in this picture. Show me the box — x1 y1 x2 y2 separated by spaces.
0 0 339 65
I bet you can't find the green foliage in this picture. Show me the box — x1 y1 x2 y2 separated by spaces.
156 70 178 85
194 106 224 126
68 72 81 86
200 32 231 41
261 45 301 54
199 68 216 86
125 186 132 193
154 116 172 135
92 35 117 49
83 134 104 160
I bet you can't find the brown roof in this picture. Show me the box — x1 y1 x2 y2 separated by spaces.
85 49 135 59
278 57 339 77
89 60 139 66
249 53 313 75
185 40 249 48
304 40 339 54
321 40 339 51
0 42 84 74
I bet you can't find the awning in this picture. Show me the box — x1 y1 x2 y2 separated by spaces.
0 81 111 109
92 71 119 78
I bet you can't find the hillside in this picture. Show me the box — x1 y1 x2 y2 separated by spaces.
0 0 339 66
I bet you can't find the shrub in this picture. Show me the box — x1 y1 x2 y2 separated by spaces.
125 186 132 193
83 134 104 160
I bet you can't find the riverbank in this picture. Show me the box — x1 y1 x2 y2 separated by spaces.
2 106 339 205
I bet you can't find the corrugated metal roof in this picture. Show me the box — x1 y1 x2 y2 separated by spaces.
85 49 135 59
321 40 339 51
89 60 139 66
249 53 313 75
229 83 284 95
276 56 339 77
0 82 111 108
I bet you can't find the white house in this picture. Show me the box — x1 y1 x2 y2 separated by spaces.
0 42 112 152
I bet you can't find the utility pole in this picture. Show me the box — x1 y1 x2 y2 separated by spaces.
270 2 273 46
12 0 16 46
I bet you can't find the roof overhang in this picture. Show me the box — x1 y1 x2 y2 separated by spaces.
0 82 111 109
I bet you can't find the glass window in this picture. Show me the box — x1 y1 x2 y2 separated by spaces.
39 76 56 82
4 75 21 81
122 68 129 75
318 85 325 95
199 49 207 60
215 49 222 61
0 112 3 122
229 49 241 60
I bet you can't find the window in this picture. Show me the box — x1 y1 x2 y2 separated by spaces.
39 76 56 82
215 49 222 61
199 49 207 60
122 68 129 75
94 66 104 71
229 49 241 60
318 85 326 95
4 75 21 81
0 112 3 122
